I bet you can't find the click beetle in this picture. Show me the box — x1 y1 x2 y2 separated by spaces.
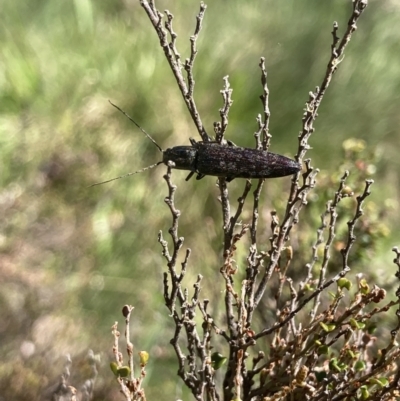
90 102 301 187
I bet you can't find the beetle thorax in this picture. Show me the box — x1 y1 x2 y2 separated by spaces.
163 146 197 171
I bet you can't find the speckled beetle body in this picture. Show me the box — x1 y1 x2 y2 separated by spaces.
90 103 301 187
163 140 301 182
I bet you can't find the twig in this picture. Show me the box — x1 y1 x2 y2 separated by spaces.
257 57 272 151
251 178 373 342
309 171 353 320
216 76 234 143
139 0 211 141
253 0 368 307
159 163 221 400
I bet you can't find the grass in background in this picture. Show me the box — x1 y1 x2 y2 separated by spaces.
0 0 399 399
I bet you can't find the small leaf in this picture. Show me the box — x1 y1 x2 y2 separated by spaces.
117 366 131 378
320 322 336 332
368 377 388 387
337 278 352 290
359 385 369 400
347 350 355 358
139 351 149 366
359 278 370 294
329 358 346 373
211 352 227 370
110 362 119 376
349 318 365 330
378 377 389 386
354 360 366 371
329 358 339 372
341 186 354 197
347 350 359 359
303 284 314 292
314 337 322 346
318 345 329 355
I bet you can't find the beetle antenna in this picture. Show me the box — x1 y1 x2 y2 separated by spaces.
109 100 163 153
89 161 163 187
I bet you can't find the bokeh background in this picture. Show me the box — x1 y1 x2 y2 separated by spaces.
1 0 399 399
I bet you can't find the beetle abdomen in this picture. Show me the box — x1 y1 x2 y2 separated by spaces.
195 143 301 179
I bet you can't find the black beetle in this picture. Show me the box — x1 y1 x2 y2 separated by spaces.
90 102 301 187
164 139 301 182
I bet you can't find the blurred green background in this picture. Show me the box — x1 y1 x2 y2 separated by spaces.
1 0 399 399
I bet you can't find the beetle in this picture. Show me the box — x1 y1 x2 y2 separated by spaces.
164 139 301 182
90 102 301 187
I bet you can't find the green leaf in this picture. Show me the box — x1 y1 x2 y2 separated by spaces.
110 362 119 376
337 278 352 290
368 377 389 387
117 366 131 378
354 360 366 371
211 352 227 370
139 351 149 366
320 322 336 332
318 345 329 355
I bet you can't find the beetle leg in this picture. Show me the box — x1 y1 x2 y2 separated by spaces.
226 176 235 182
196 173 206 180
185 171 196 181
189 138 197 146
